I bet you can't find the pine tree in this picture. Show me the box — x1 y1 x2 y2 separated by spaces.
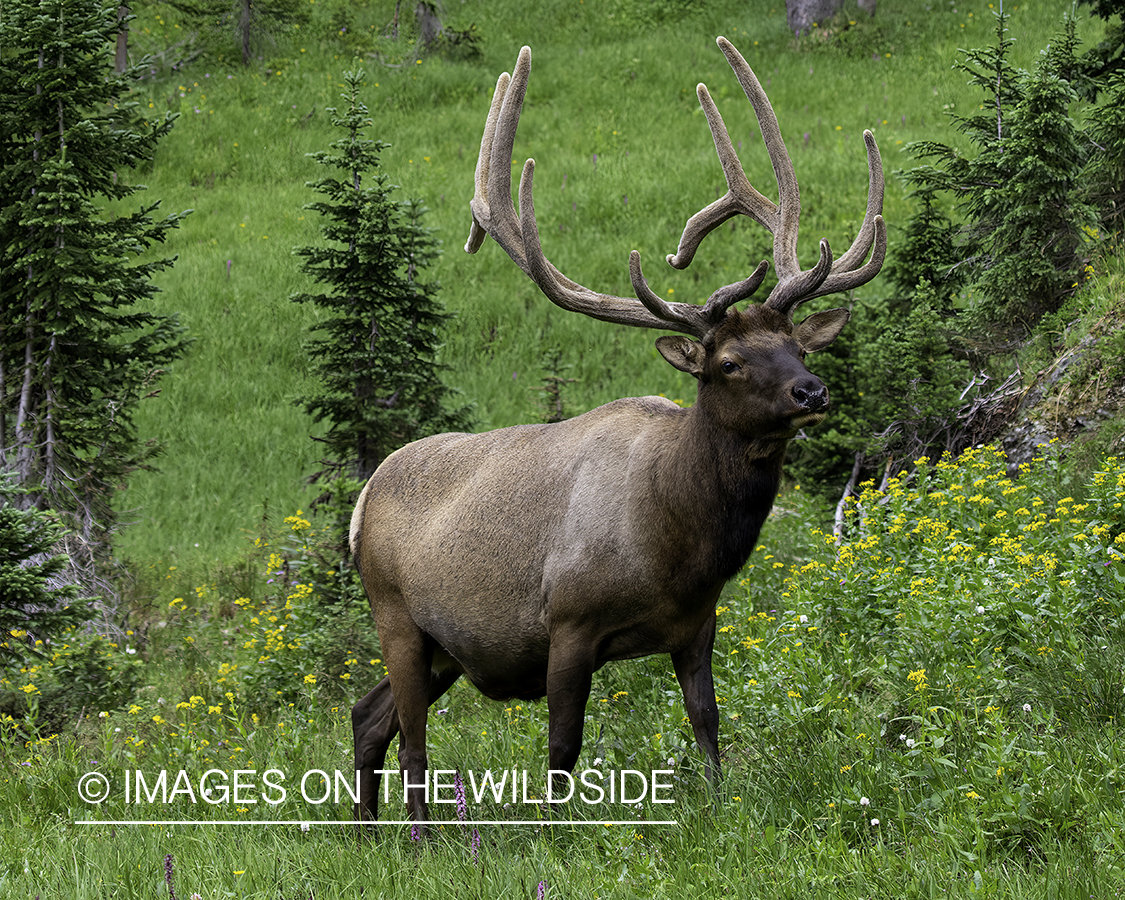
900 10 1096 340
292 68 471 482
0 474 90 667
0 0 189 582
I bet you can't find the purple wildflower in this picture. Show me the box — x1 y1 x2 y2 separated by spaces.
537 880 547 900
471 827 481 865
454 770 467 823
164 854 177 900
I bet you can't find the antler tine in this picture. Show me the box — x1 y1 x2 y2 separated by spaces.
716 36 803 283
665 82 776 271
629 252 770 329
668 36 885 319
829 130 885 274
465 48 532 269
769 130 886 310
464 68 512 254
465 45 731 338
667 38 802 278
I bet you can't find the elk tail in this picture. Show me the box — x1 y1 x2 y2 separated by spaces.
349 479 372 558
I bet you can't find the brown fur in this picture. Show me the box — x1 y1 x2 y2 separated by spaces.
349 308 848 823
351 36 884 826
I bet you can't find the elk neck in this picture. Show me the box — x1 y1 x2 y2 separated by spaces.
647 396 790 585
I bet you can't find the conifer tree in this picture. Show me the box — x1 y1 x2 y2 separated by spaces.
900 10 1096 338
292 68 471 482
0 475 90 666
0 0 188 581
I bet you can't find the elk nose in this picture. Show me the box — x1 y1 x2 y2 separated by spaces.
792 379 828 412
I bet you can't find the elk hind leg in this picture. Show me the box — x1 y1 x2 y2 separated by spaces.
353 665 461 825
377 608 466 825
353 676 399 824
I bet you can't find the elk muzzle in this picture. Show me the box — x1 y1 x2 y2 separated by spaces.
789 376 830 427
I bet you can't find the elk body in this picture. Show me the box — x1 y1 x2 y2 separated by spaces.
350 36 886 824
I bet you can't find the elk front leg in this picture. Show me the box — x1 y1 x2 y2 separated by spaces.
545 634 596 776
671 615 721 783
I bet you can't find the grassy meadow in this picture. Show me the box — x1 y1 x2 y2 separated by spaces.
5 0 1125 896
111 0 1103 568
9 441 1125 896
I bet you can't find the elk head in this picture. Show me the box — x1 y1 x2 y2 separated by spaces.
465 37 886 429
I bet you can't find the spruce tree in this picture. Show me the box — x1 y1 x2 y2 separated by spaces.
0 0 188 581
900 10 1096 339
292 68 471 482
0 475 89 666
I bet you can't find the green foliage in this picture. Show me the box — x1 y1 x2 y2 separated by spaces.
1 631 144 740
292 68 471 480
801 6 1125 487
31 636 144 729
0 482 143 738
867 192 968 460
0 476 90 666
868 287 971 457
533 347 578 424
0 0 188 561
1083 70 1125 233
0 470 148 737
242 488 376 707
883 189 962 304
720 444 1125 860
900 10 1098 339
1076 0 1125 87
152 497 377 711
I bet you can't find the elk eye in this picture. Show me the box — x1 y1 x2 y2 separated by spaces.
720 360 740 375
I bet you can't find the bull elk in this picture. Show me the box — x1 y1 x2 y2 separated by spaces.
350 36 885 824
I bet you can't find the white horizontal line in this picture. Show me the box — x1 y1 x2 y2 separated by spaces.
74 819 677 827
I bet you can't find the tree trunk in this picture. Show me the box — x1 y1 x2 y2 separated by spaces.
240 0 252 66
114 5 129 73
786 0 845 36
415 2 442 50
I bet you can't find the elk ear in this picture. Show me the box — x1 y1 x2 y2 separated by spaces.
655 335 706 377
794 308 850 353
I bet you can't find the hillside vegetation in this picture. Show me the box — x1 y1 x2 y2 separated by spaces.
6 0 1125 896
113 0 1109 571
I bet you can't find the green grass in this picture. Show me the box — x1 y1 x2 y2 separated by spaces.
111 0 1105 569
8 1 1125 895
7 444 1125 896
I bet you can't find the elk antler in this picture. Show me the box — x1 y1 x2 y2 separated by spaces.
670 37 886 317
465 38 886 339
